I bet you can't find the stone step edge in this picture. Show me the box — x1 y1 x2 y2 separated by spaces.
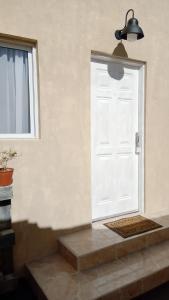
58 226 169 270
25 254 169 300
24 267 47 300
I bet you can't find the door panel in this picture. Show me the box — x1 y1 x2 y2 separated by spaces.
91 58 143 220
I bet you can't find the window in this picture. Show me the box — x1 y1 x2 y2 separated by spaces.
0 41 38 138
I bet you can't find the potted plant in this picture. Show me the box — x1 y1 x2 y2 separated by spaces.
0 150 18 186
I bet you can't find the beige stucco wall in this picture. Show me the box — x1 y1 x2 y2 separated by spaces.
0 0 169 269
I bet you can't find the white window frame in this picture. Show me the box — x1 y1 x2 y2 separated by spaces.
0 41 39 139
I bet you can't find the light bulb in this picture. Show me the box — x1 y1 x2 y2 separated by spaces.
127 33 137 42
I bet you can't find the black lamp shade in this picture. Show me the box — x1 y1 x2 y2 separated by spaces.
120 18 144 40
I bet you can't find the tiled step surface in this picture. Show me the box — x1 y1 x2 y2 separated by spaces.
26 240 169 300
58 215 169 270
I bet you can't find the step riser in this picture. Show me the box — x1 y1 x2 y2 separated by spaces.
59 227 169 270
58 241 78 269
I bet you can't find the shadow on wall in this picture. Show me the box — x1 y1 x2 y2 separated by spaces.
112 42 128 58
12 220 90 273
106 42 128 80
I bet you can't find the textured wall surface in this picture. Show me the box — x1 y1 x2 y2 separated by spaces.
0 0 168 269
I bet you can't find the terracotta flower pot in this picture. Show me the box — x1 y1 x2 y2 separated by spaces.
0 168 14 186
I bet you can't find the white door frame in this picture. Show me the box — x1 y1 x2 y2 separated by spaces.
90 53 146 221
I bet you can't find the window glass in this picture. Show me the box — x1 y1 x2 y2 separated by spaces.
0 46 30 134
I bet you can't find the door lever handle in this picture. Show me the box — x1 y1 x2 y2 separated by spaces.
135 132 141 154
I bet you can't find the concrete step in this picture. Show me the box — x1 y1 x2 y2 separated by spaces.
58 214 169 270
26 240 169 300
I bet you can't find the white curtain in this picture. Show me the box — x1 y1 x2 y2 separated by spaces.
0 46 30 134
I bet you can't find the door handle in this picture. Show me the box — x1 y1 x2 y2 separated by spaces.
135 132 141 154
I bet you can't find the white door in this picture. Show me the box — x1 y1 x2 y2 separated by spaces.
91 57 144 220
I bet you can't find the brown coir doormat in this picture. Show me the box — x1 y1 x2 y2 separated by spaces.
104 215 162 238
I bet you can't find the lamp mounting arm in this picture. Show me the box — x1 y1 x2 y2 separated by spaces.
125 9 134 26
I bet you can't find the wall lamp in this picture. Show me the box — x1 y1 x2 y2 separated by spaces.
115 9 144 42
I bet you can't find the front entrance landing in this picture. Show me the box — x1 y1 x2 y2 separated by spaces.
58 214 169 270
26 214 169 300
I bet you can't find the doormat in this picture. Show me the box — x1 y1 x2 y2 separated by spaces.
104 215 162 238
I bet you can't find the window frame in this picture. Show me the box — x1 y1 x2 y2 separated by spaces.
0 41 39 139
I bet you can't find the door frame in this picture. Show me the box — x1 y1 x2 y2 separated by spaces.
90 51 146 221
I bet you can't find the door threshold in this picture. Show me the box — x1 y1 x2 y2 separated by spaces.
92 210 140 224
